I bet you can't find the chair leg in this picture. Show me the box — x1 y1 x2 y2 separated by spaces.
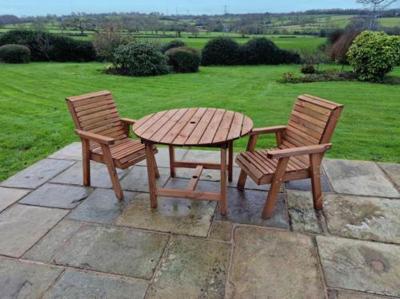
168 145 175 178
262 157 289 219
153 146 160 179
101 144 123 200
237 170 247 191
228 142 233 182
310 153 324 210
82 140 91 186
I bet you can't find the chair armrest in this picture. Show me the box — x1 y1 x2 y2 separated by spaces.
250 126 287 136
120 118 137 125
75 129 115 145
267 143 332 159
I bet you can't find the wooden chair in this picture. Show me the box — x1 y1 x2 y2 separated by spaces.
236 95 343 219
66 90 158 200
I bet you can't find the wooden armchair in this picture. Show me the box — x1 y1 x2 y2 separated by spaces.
66 90 158 200
236 95 343 219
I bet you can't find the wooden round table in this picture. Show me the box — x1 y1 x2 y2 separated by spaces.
133 108 253 215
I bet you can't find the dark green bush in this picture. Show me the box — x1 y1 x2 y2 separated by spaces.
111 41 169 76
161 39 186 53
201 37 240 66
240 38 300 65
0 44 30 63
166 47 200 73
0 30 96 62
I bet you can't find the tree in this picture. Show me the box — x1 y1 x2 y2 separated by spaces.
356 0 399 29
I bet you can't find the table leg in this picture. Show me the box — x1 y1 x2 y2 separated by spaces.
228 141 233 182
220 144 228 216
145 142 158 209
168 145 176 178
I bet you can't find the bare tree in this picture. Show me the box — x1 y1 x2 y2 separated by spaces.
356 0 399 29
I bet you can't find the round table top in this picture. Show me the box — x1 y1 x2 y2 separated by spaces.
133 108 253 146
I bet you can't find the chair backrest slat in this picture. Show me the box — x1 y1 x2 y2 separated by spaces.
66 91 127 140
282 95 343 149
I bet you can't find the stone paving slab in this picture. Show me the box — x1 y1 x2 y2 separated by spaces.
48 142 82 160
378 162 400 189
43 269 148 299
27 221 169 280
324 194 400 244
67 188 135 224
0 257 63 299
285 171 332 192
137 147 187 168
227 226 325 298
287 190 321 234
209 220 233 242
1 159 75 189
120 166 170 193
51 161 127 189
0 204 68 257
317 236 400 297
19 183 91 209
0 187 30 212
165 178 288 228
147 236 230 299
324 159 400 198
115 192 216 237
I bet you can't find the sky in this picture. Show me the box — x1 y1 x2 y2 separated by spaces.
1 0 399 17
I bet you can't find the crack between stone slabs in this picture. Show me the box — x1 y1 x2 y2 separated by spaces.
376 162 400 194
38 267 66 299
223 226 236 299
312 235 330 299
144 234 173 299
327 286 400 299
33 159 79 190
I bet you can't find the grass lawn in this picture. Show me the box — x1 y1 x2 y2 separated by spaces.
0 62 399 180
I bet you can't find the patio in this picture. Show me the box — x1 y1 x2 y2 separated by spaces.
0 142 399 298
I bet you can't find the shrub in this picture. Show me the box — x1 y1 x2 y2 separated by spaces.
0 44 30 63
111 41 169 76
48 36 96 62
301 64 316 74
347 31 400 82
161 39 186 53
201 37 240 65
239 38 301 65
166 47 200 73
0 30 96 62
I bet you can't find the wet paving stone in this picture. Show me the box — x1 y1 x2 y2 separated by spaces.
324 159 399 198
48 142 82 160
115 192 216 237
1 159 75 189
28 222 169 279
0 187 30 212
67 189 135 224
0 257 63 299
378 162 400 189
43 269 148 299
19 183 91 209
324 194 400 244
51 161 127 189
227 226 325 298
147 236 230 299
0 205 68 257
317 236 400 297
287 190 321 234
120 166 170 193
209 221 233 242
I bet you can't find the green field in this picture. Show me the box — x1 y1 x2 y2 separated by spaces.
0 62 399 180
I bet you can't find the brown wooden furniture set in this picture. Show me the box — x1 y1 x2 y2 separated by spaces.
67 91 343 219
